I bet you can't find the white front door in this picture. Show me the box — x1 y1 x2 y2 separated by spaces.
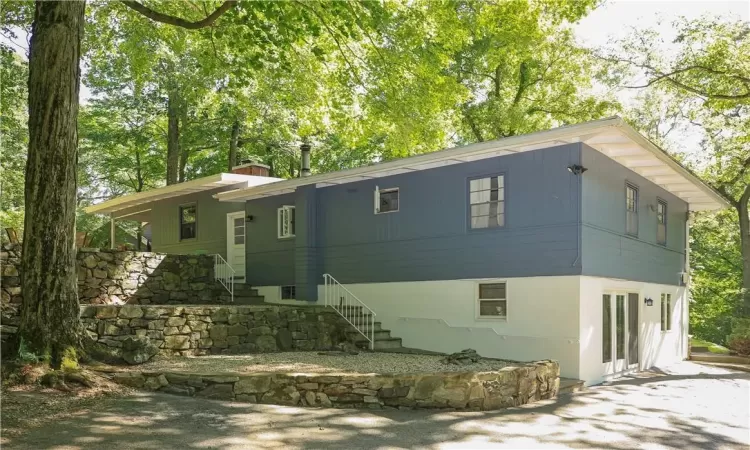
226 212 246 282
602 292 640 376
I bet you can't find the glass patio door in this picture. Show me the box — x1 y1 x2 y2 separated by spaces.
603 292 639 375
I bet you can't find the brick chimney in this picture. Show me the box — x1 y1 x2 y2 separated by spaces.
231 160 270 177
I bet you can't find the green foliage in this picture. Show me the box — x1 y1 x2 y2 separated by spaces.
690 210 743 344
0 45 28 240
728 317 750 355
60 347 79 372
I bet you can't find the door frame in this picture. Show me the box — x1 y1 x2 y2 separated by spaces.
226 211 246 282
602 290 640 376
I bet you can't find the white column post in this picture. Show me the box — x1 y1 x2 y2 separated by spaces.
110 215 116 249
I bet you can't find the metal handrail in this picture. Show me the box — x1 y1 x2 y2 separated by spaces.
214 254 235 302
323 273 376 350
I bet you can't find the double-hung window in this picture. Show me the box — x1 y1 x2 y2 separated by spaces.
179 204 196 240
661 293 672 331
277 205 295 239
477 282 507 318
657 199 667 245
626 184 638 236
470 175 505 229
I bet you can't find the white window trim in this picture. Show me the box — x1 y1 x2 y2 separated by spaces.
468 174 506 230
374 186 399 214
277 205 295 239
475 280 508 320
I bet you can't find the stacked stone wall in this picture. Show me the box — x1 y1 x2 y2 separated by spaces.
1 244 231 305
111 360 560 411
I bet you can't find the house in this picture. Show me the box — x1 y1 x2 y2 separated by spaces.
85 117 729 385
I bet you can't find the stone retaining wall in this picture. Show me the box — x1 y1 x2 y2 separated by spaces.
109 360 560 411
84 305 351 355
1 244 231 305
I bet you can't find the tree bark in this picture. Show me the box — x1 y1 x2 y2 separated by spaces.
166 90 180 185
738 185 750 315
228 119 240 171
20 0 86 367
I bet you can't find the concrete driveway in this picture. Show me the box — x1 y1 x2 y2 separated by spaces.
4 362 749 449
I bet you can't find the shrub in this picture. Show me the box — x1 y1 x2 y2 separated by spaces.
727 318 750 356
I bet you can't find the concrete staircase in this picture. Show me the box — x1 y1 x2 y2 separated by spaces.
228 284 266 305
339 309 403 351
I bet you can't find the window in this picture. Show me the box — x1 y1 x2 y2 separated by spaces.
626 184 638 236
281 285 296 300
374 187 399 214
277 206 295 239
657 200 667 245
233 217 245 245
602 294 612 363
661 293 672 331
179 205 196 240
470 175 505 229
616 294 625 360
477 282 507 318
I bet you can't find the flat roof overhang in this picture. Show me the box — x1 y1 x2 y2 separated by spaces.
84 173 283 216
214 117 729 212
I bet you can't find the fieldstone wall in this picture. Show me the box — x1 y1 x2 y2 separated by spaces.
1 244 232 305
82 305 350 355
110 360 560 411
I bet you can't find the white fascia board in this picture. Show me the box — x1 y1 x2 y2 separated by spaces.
85 173 282 215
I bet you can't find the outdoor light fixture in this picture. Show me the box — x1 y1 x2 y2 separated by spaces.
246 214 254 222
644 297 654 306
567 164 588 175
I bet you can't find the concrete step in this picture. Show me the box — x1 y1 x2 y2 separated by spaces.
233 286 259 296
353 337 402 350
559 378 585 395
347 329 392 340
233 296 266 305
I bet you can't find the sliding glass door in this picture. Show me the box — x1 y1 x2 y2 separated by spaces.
602 292 639 375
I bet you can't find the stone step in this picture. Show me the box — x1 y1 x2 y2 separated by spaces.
346 329 392 340
340 320 383 332
353 337 402 350
232 296 266 305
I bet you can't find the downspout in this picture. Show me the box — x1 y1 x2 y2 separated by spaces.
110 215 116 250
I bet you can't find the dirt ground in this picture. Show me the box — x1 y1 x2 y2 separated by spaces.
2 361 748 449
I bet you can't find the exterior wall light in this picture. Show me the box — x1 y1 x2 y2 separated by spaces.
644 297 654 306
567 164 588 175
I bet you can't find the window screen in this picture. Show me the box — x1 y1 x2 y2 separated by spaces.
470 175 505 229
478 282 507 318
626 184 638 236
657 200 667 245
180 205 196 240
277 206 296 238
376 188 399 213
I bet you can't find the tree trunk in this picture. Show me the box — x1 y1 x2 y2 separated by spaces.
228 119 240 171
20 0 86 367
178 145 188 183
166 91 180 185
738 186 750 315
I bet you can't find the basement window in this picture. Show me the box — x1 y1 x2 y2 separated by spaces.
477 282 507 319
281 285 296 300
179 204 196 240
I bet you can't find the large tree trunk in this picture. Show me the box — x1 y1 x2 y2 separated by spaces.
739 186 750 316
228 119 240 171
20 0 85 368
166 91 180 185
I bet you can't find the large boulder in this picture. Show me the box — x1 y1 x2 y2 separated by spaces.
121 336 159 365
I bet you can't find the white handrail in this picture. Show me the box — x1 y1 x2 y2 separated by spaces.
214 254 235 302
323 273 376 350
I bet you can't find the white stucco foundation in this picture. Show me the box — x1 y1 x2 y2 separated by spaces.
257 275 687 384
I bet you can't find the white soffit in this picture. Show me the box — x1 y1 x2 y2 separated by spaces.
213 117 728 211
85 173 282 216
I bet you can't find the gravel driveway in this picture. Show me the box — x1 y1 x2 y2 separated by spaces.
3 362 748 449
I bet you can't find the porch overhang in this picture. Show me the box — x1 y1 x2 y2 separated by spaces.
213 117 729 212
84 173 282 217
